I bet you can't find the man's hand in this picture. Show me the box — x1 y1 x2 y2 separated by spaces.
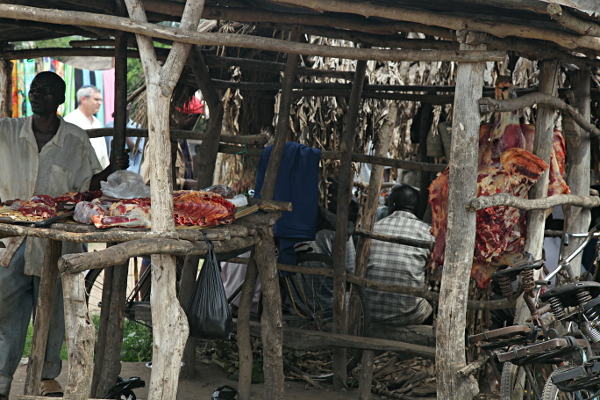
109 139 130 171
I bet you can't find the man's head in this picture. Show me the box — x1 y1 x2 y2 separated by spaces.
388 184 420 216
29 72 66 116
76 85 102 117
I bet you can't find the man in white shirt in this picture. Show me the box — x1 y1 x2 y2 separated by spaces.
63 85 110 169
0 72 128 399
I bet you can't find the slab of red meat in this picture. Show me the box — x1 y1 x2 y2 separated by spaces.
92 207 152 229
173 191 235 227
53 190 103 205
429 77 567 289
14 195 57 219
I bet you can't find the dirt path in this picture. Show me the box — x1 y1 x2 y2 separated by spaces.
10 360 384 399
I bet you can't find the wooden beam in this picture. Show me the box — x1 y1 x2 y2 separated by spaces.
110 28 128 171
237 250 259 400
353 103 397 278
548 3 600 38
24 240 62 397
354 227 434 250
276 263 516 311
144 3 457 40
435 34 484 400
0 4 505 62
479 93 600 138
561 69 592 276
468 193 600 211
332 52 368 389
268 0 600 52
259 27 300 200
0 59 11 118
87 128 268 144
515 59 560 328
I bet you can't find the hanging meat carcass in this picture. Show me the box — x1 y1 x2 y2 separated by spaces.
429 77 570 289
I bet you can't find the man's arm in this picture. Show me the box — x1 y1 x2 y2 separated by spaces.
89 151 130 191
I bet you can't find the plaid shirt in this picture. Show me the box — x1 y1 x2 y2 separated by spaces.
366 210 434 326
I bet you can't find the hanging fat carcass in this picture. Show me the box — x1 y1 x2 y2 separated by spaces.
429 77 569 289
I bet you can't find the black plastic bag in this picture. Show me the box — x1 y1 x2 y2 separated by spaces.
184 233 234 340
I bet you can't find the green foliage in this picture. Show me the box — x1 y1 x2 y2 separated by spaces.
12 36 83 51
24 315 153 363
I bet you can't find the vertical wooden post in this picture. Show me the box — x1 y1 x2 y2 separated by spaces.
0 59 12 118
25 239 62 396
353 102 397 278
435 34 484 400
514 59 560 325
62 272 95 400
332 55 369 389
111 13 129 170
124 0 206 399
254 229 284 400
417 102 433 218
259 26 300 200
90 265 113 396
561 67 591 275
188 44 224 189
178 254 199 379
93 260 128 398
237 250 259 400
354 104 396 399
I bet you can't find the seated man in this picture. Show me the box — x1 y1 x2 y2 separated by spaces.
366 184 434 326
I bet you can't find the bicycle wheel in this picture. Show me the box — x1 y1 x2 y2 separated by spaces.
501 361 554 400
282 252 371 379
541 366 592 400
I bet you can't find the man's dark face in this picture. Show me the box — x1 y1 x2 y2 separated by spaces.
29 77 63 116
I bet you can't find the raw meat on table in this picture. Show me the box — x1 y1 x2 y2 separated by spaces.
73 201 108 225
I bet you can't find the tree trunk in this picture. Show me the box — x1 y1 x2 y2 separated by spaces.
561 68 591 274
435 37 484 400
514 59 560 326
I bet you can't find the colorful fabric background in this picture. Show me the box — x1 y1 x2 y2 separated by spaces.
11 58 115 124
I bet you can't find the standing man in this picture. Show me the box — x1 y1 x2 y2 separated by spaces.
366 184 434 327
0 72 128 399
64 85 110 169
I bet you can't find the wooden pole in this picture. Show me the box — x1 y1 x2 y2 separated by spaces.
93 259 129 398
417 102 434 218
254 231 284 400
514 59 560 326
90 265 113 396
0 59 12 118
178 254 199 379
332 54 368 389
24 239 62 397
0 4 507 62
259 26 300 200
236 251 259 400
352 103 396 400
110 23 128 170
61 272 95 400
123 0 205 399
435 34 484 400
561 68 591 275
353 103 397 278
188 44 223 189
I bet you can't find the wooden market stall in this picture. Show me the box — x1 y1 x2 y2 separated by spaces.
2 1 600 400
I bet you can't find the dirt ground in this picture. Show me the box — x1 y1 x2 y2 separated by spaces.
10 359 387 400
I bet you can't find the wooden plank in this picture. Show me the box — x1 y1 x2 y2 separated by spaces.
561 68 591 275
254 233 284 400
240 320 436 358
62 272 95 400
435 36 484 400
0 59 12 118
354 227 434 250
358 350 375 400
332 55 369 389
353 103 397 278
90 265 113 397
25 239 62 397
237 250 259 400
93 259 128 398
514 59 560 326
